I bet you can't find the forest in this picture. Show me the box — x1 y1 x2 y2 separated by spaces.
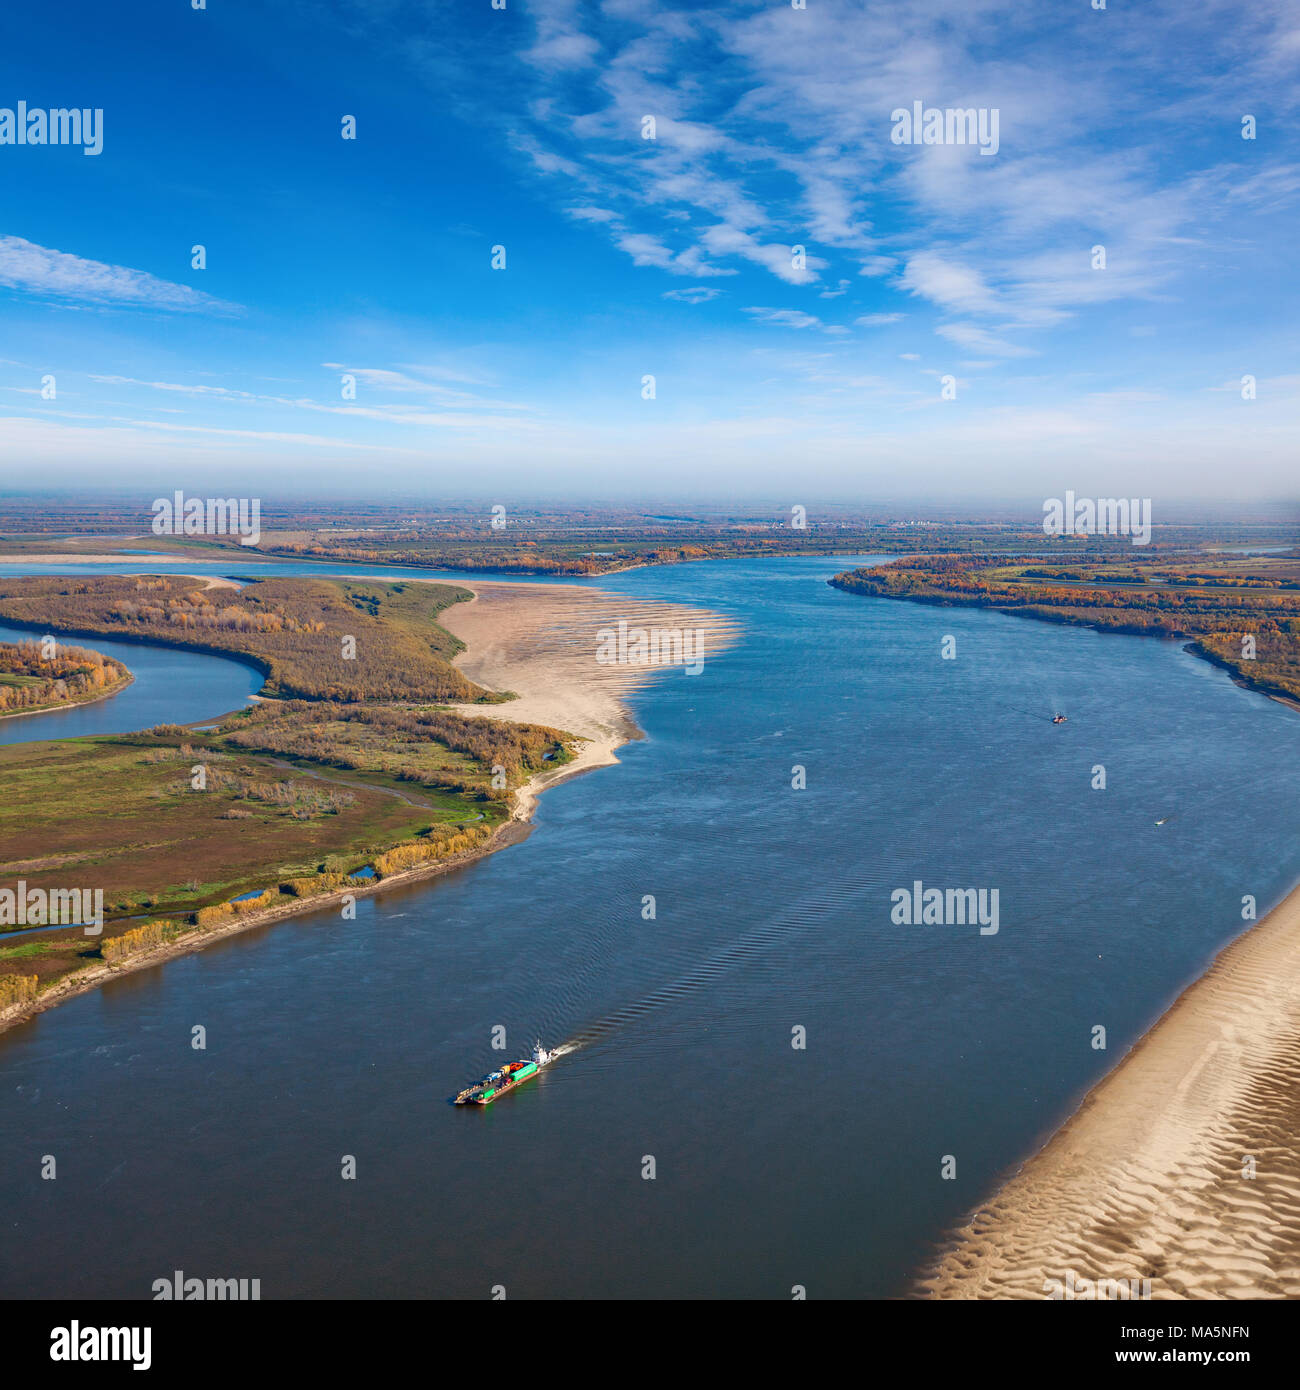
0 639 131 714
214 700 570 798
0 575 496 703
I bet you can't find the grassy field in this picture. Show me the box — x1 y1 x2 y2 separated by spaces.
0 711 569 1000
0 733 486 911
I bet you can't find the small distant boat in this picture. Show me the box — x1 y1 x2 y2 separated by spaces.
455 1041 553 1106
1155 817 1169 826
1052 713 1068 724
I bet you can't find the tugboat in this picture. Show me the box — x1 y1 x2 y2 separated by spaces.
455 1041 553 1106
1052 712 1068 724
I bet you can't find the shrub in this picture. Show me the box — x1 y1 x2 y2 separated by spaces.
0 974 38 1009
102 921 168 964
372 824 493 878
235 889 278 912
281 873 349 898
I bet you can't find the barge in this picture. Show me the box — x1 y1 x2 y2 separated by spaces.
455 1041 553 1105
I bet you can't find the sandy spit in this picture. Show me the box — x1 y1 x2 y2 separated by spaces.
411 577 741 819
921 879 1300 1300
0 553 230 565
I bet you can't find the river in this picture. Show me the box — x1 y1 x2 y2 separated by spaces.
1 554 1298 1297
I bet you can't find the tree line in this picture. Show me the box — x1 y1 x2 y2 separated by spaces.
0 639 130 713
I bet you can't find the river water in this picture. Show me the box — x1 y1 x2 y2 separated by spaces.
0 620 263 747
1 554 1298 1298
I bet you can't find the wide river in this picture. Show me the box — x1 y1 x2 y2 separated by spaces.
2 554 1298 1298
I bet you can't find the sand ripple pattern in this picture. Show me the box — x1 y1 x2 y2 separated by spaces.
921 887 1300 1299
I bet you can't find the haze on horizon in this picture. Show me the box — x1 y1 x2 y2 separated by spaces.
1 0 1297 503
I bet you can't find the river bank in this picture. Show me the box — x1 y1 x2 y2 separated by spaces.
0 819 534 1035
921 875 1300 1299
0 575 737 1036
0 671 134 722
828 554 1300 710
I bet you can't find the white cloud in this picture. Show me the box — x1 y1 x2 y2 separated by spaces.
615 231 734 277
663 286 722 303
0 236 238 313
899 254 1000 315
86 371 536 425
566 205 620 224
935 322 1035 357
489 0 1300 353
743 306 825 330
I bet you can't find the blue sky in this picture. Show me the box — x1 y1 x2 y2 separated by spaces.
1 0 1297 503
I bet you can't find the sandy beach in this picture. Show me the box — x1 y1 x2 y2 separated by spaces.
432 578 740 818
922 879 1300 1299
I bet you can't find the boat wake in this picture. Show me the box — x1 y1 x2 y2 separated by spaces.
553 867 887 1055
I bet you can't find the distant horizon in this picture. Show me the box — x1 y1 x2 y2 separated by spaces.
1 489 1296 532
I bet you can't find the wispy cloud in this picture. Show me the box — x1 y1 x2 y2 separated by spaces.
663 286 723 304
935 322 1036 358
899 254 1000 317
88 372 537 425
743 306 847 334
490 0 1300 352
0 236 239 313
